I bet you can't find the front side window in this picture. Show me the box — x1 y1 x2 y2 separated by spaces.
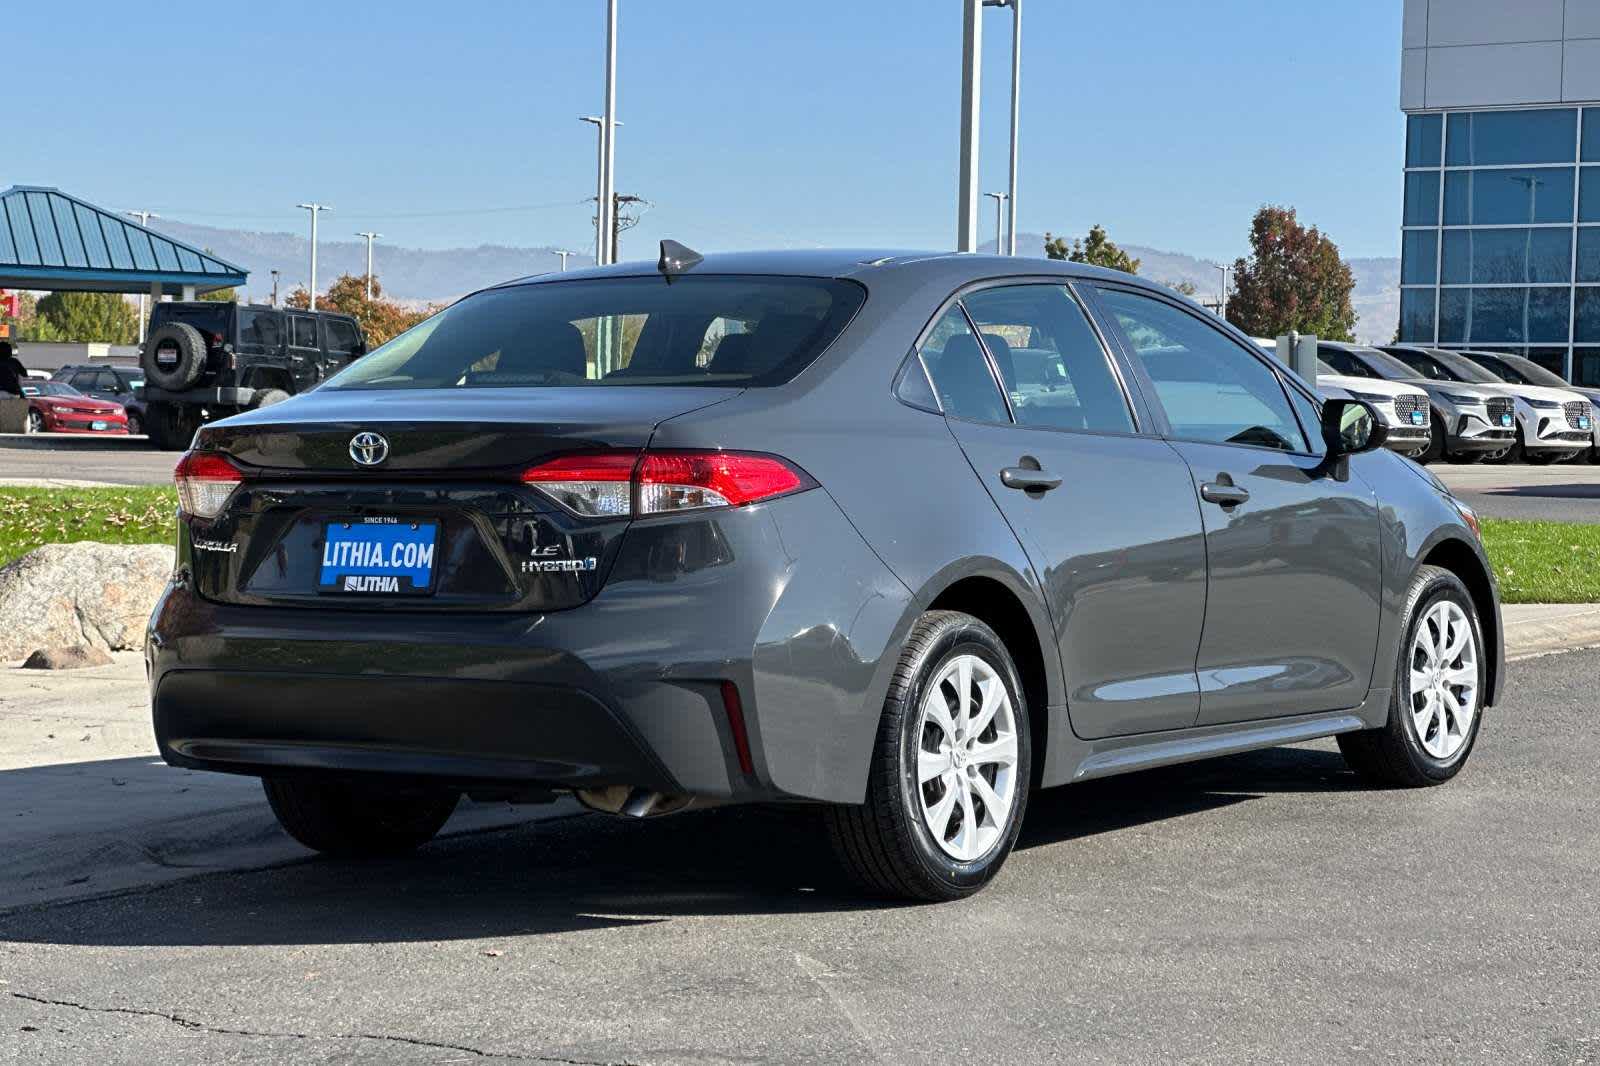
1388 349 1460 382
917 306 1009 423
326 276 865 390
1096 287 1307 452
960 284 1133 434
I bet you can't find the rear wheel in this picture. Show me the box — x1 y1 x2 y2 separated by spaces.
253 388 291 409
826 611 1031 901
145 402 200 451
1338 565 1484 787
263 777 459 857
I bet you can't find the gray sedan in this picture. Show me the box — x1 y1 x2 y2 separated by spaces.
147 247 1503 900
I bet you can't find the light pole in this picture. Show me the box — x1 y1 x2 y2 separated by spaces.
124 210 160 341
355 232 382 299
984 0 1021 255
296 203 331 310
599 0 619 267
956 0 983 252
1219 264 1229 319
580 116 622 264
984 192 1009 254
553 250 576 272
270 270 281 308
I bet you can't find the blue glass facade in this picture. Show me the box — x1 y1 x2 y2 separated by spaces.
1401 107 1600 384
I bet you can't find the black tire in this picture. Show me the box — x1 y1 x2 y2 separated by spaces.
1421 418 1447 463
253 388 291 409
1524 449 1561 465
1338 565 1486 788
145 402 199 452
1497 427 1527 464
825 610 1032 901
126 410 144 436
142 322 209 391
24 409 44 434
263 776 459 857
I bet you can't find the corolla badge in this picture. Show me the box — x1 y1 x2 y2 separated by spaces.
349 432 389 467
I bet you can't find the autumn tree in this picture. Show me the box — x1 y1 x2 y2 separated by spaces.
286 274 438 346
1225 205 1357 342
31 292 139 344
1043 225 1140 274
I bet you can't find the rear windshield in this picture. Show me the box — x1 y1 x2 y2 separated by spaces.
323 276 866 390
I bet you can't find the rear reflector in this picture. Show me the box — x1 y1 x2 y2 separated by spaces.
174 452 244 519
521 450 812 518
721 680 754 775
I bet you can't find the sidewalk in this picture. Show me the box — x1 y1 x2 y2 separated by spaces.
1502 602 1600 661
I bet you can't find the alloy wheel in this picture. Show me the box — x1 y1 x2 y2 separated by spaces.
25 411 43 434
914 653 1020 862
1408 600 1479 760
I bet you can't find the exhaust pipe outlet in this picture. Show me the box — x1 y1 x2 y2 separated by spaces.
576 785 700 818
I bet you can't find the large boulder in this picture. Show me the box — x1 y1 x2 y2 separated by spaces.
0 543 175 660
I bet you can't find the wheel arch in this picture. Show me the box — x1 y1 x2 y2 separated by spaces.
923 570 1059 787
1417 534 1502 706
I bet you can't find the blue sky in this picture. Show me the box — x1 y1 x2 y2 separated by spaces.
14 0 1404 263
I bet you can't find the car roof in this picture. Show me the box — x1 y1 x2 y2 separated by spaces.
498 248 1175 292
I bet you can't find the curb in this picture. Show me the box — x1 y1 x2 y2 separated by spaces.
1503 603 1600 661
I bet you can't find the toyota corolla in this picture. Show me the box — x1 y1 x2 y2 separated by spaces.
148 246 1503 900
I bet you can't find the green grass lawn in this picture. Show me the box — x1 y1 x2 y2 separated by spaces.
0 489 1594 606
0 487 177 568
1480 518 1600 605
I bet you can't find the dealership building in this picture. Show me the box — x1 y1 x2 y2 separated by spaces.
1400 0 1600 385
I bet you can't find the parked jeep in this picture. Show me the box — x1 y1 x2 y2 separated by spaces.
138 302 367 450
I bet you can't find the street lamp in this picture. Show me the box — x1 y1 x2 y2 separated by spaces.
553 250 577 272
296 203 331 310
599 0 619 267
956 0 983 252
356 232 382 299
984 0 1021 255
580 116 623 265
984 192 1009 254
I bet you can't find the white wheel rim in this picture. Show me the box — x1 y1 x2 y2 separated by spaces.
1409 600 1479 760
914 653 1020 862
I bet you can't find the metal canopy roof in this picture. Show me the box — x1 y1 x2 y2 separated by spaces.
0 185 247 296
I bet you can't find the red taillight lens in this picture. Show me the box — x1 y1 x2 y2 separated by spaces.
521 450 811 517
174 451 243 519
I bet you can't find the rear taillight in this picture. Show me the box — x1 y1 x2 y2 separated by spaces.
174 452 243 519
521 450 813 518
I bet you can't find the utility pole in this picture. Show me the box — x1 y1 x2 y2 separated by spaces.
957 0 983 252
984 192 1009 254
356 232 382 299
553 250 576 272
599 0 619 267
611 194 646 264
271 270 281 308
124 210 160 341
581 116 622 264
296 203 330 310
1219 264 1229 320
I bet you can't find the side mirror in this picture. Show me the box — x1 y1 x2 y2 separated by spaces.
1321 398 1389 456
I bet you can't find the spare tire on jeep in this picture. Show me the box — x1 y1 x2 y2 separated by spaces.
142 323 209 391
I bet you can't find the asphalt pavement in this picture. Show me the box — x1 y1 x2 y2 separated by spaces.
0 434 173 487
1 647 1596 1064
1433 461 1600 524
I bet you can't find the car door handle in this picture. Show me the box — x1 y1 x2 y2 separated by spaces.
1000 467 1063 492
1199 481 1250 507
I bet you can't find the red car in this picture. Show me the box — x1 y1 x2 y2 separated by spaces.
20 381 130 435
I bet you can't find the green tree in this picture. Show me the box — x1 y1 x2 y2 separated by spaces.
198 287 238 303
1043 225 1140 274
31 292 139 344
1167 279 1199 297
1225 205 1358 342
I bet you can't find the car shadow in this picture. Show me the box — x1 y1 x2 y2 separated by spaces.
1480 482 1600 500
0 744 1366 949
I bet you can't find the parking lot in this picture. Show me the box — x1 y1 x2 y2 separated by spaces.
0 646 1595 1064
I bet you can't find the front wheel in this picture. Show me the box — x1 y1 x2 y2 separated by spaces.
826 611 1032 901
1338 565 1485 787
263 777 459 857
24 409 44 434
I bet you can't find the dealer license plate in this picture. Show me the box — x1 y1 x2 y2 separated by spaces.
91 421 107 431
319 518 438 595
1500 413 1513 427
1410 410 1424 425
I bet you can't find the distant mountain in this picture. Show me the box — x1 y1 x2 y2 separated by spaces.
149 219 589 307
986 232 1398 345
154 218 1399 343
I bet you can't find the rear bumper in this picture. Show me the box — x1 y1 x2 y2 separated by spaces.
142 385 255 407
147 489 914 805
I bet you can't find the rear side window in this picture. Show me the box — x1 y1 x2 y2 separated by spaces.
1097 287 1308 452
238 310 283 350
324 318 360 354
960 284 1133 433
918 306 1010 423
326 276 865 390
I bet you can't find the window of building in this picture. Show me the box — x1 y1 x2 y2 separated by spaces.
1578 229 1600 283
959 285 1134 434
1407 114 1442 168
1584 109 1600 164
1401 230 1438 285
1399 289 1436 343
1444 168 1575 226
1446 109 1577 167
1404 172 1440 226
1441 228 1572 285
1575 289 1600 345
1439 287 1571 345
1581 168 1600 224
1576 347 1600 387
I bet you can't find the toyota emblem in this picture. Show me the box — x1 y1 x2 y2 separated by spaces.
349 432 390 467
